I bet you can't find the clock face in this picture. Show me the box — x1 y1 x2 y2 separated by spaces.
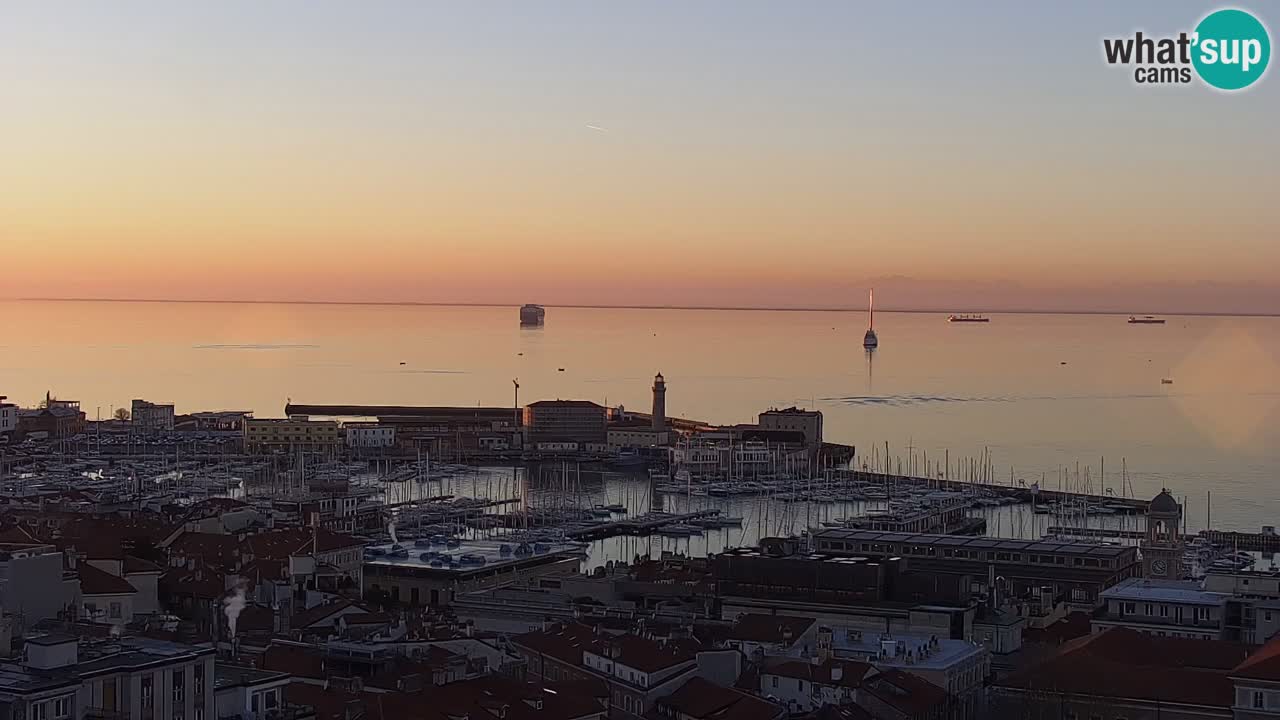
1152 559 1168 576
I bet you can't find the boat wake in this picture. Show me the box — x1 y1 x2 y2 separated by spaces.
193 343 318 351
823 392 1212 406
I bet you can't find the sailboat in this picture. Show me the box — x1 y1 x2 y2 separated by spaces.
863 289 879 349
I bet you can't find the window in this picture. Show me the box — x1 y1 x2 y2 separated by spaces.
1159 605 1169 618
1144 603 1152 616
174 668 185 701
142 677 154 708
772 676 778 688
195 667 205 697
109 602 122 618
1266 611 1273 622
1254 691 1264 709
799 680 806 692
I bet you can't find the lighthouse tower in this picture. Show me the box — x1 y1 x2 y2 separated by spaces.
652 373 667 431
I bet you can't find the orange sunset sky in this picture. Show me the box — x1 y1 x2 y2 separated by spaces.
2 2 1278 313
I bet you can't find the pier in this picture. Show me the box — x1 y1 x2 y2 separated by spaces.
832 469 1150 513
566 510 722 541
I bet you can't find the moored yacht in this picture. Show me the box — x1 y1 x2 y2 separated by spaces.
863 289 878 349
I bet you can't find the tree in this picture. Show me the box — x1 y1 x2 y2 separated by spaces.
113 408 131 422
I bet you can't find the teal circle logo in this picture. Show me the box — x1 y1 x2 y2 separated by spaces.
1192 9 1271 90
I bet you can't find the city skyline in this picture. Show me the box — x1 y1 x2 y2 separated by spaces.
3 1 1278 313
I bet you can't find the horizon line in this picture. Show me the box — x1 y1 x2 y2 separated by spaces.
6 296 1280 319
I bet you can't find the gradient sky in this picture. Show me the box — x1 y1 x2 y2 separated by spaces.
3 2 1278 312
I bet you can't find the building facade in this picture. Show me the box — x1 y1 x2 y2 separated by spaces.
758 407 823 447
0 396 16 438
243 418 342 451
523 401 607 444
345 425 396 449
1093 577 1232 640
131 399 176 432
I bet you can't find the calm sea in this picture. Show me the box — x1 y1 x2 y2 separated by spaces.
2 300 1278 535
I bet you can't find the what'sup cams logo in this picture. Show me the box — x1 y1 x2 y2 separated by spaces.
1104 8 1271 90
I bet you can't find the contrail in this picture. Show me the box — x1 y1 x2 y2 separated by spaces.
585 124 609 133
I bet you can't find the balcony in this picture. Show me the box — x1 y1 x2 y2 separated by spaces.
84 708 127 720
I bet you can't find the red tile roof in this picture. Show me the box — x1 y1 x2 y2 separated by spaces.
860 670 949 717
289 600 366 629
78 562 138 596
761 658 874 690
998 627 1251 708
657 676 782 720
513 622 701 674
1233 633 1280 682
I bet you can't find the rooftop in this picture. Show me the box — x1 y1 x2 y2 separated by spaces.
812 528 1134 558
513 622 702 675
657 676 782 720
362 539 582 576
829 629 984 671
998 627 1252 708
1101 577 1231 606
214 664 293 690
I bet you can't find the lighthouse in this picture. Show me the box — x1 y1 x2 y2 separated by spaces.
652 373 667 430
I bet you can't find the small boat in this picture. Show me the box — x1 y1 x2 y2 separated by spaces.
947 314 990 323
863 289 878 349
1161 378 1174 385
520 304 546 326
1128 315 1166 324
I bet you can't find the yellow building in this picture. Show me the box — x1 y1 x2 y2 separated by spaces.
243 418 341 452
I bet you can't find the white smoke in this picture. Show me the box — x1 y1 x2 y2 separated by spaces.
388 515 399 546
223 579 247 638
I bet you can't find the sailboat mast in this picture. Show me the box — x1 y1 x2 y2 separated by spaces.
870 288 875 330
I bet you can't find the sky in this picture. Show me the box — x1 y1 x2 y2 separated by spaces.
2 1 1278 313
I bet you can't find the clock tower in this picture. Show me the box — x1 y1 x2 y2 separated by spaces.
1141 489 1184 579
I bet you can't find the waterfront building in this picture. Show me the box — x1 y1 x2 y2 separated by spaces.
607 422 671 450
243 418 341 452
758 407 823 447
18 399 86 439
130 399 175 432
285 403 521 456
523 400 607 445
809 528 1140 606
344 423 396 449
189 410 253 431
0 396 16 438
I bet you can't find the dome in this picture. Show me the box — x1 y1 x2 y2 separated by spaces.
1149 489 1180 514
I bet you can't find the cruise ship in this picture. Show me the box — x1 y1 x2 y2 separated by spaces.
520 304 545 326
947 314 989 323
1127 315 1166 324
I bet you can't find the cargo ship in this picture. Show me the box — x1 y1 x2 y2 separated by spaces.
1128 315 1165 324
520 304 545 326
947 314 989 323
